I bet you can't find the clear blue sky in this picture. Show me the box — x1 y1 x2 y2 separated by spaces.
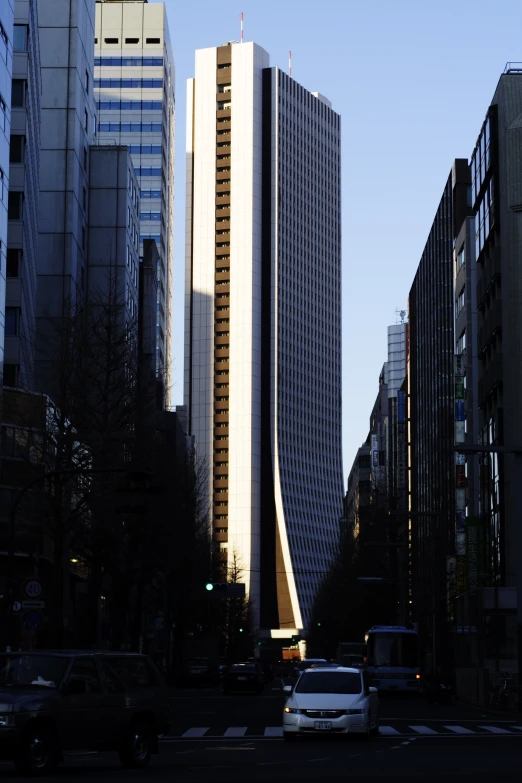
163 0 522 479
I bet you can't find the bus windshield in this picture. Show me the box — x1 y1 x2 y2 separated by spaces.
367 633 418 668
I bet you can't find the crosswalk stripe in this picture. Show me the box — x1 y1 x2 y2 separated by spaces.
264 727 284 737
223 727 248 737
409 725 438 735
511 726 522 731
182 728 209 738
379 726 401 735
478 726 512 734
444 725 475 734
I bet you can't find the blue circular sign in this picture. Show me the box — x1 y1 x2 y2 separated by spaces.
23 610 43 629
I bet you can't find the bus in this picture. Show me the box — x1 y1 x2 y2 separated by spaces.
365 625 422 693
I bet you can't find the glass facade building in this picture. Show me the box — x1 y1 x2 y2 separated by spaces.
95 0 175 401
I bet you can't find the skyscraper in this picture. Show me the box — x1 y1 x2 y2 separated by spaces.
5 0 41 391
94 0 175 403
185 41 343 633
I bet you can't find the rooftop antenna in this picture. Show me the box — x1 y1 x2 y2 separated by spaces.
288 50 292 77
239 12 244 43
395 308 407 324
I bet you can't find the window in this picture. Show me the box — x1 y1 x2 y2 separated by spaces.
146 38 161 44
94 37 98 44
140 189 162 199
94 56 163 67
83 146 88 170
64 659 101 694
8 192 22 220
11 80 25 107
97 100 162 111
456 287 465 316
6 248 21 277
0 22 8 64
125 38 140 44
82 225 86 250
85 69 89 92
0 167 4 202
456 330 466 355
104 38 119 44
9 135 23 163
13 25 28 52
84 109 88 132
5 308 19 336
456 245 465 273
0 94 6 133
94 78 163 89
83 186 87 210
101 661 125 693
3 364 18 387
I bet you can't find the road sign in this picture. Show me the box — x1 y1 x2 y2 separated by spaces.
23 579 44 600
22 600 45 610
12 601 22 613
23 610 44 630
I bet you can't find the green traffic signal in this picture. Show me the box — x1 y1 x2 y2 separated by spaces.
205 583 214 591
239 628 243 633
317 622 321 627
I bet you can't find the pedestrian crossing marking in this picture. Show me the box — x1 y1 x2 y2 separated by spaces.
224 727 248 737
409 726 438 735
182 728 209 738
478 726 512 734
444 725 475 734
264 727 284 737
166 723 522 740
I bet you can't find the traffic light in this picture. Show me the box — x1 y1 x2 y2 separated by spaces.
239 628 244 633
317 622 322 627
204 582 229 595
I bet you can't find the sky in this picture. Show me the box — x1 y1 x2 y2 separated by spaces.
163 0 522 479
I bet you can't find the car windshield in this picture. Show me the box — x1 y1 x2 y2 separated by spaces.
230 665 257 673
296 671 362 695
0 654 69 689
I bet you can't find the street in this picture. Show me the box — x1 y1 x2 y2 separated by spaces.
2 681 522 781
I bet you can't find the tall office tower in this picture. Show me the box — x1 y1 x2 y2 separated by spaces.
5 0 41 391
0 0 14 396
185 41 343 633
35 0 98 391
407 160 469 672
94 0 175 403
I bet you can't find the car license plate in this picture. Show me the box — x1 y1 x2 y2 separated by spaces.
314 721 332 731
238 676 247 681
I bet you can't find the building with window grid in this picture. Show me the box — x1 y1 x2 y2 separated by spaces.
95 0 174 403
185 41 343 633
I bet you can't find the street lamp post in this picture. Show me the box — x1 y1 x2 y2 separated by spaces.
456 443 522 710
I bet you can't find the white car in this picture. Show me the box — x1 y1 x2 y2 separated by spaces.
282 666 379 740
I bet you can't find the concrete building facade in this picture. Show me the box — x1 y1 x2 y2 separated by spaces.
94 0 175 402
86 144 140 319
35 0 97 392
5 0 41 391
184 41 343 633
0 0 14 395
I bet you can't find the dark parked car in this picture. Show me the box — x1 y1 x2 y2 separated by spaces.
0 650 169 776
223 663 264 694
182 657 219 686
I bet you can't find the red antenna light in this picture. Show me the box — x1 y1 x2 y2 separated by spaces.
239 12 244 43
288 50 292 77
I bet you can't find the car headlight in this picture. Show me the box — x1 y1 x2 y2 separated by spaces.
345 709 364 715
0 715 15 727
284 707 302 714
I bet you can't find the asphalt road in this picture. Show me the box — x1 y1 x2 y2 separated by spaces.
2 682 522 781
